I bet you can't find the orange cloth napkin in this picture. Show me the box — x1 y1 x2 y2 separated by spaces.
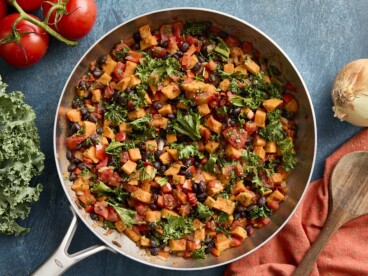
226 129 368 276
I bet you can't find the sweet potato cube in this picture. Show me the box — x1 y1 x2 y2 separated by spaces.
204 196 216 208
151 115 168 128
128 75 141 87
128 180 139 186
128 108 146 120
82 121 97 137
253 134 266 147
101 55 117 75
115 77 131 91
159 152 172 165
125 61 137 76
140 236 151 247
67 109 81 123
91 89 102 103
224 63 234 74
267 190 285 203
254 109 266 128
71 177 89 191
213 197 236 214
219 79 230 92
83 146 99 163
139 24 152 40
244 57 260 75
225 144 242 160
158 104 173 116
164 162 182 176
145 140 157 152
124 228 141 242
176 102 189 109
205 115 223 134
169 239 186 251
207 181 224 197
103 126 115 139
194 228 206 241
230 226 248 240
161 209 179 219
128 148 142 161
114 221 127 233
131 188 152 203
140 36 158 50
97 73 112 85
263 98 283 112
119 122 132 133
161 84 181 99
203 171 217 182
146 210 161 222
188 55 199 69
173 175 186 185
253 146 266 160
270 173 283 184
121 160 137 175
234 191 255 206
193 219 203 230
166 133 177 143
205 141 220 154
144 165 157 180
233 180 246 195
214 233 231 252
285 99 298 112
265 141 277 153
277 166 290 180
197 103 211 116
166 148 179 161
234 65 248 75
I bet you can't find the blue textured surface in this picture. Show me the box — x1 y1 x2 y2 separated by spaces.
0 1 367 275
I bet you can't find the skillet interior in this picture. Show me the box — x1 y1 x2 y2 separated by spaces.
54 8 316 270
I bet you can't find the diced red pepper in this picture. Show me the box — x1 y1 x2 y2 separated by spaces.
94 201 108 219
151 46 167 58
187 192 198 206
182 180 193 191
283 93 294 104
224 35 240 47
95 144 107 161
163 194 177 210
242 41 253 55
161 183 173 193
230 236 243 247
113 62 125 80
285 81 297 92
222 127 248 149
160 24 173 41
115 132 127 142
66 135 86 150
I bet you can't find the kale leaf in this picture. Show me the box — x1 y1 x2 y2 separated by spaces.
162 215 194 242
171 110 201 141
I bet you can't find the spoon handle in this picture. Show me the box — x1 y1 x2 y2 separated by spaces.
293 211 347 276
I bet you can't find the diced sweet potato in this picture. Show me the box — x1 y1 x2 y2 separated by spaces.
234 65 248 75
82 121 97 137
91 89 102 103
224 63 234 74
225 144 242 160
233 180 246 195
253 146 266 160
161 208 179 219
125 61 137 76
119 122 132 133
265 141 277 153
67 109 81 122
129 75 141 87
194 228 206 241
244 57 260 75
207 181 224 197
214 233 231 252
121 160 137 175
277 166 290 180
203 171 217 182
101 55 117 75
115 77 131 91
166 148 179 161
269 173 283 184
146 140 158 152
267 190 285 203
161 84 181 99
213 197 236 214
128 148 142 161
197 103 211 116
169 239 186 251
158 104 173 116
285 99 298 112
131 188 152 203
124 228 141 242
219 79 230 92
140 236 151 247
234 190 255 206
159 152 172 165
254 109 266 128
166 133 177 143
103 126 115 139
205 115 223 134
97 73 112 85
204 196 216 208
71 177 88 191
146 210 161 222
139 24 152 40
173 175 186 185
230 226 248 240
205 141 220 154
151 115 168 129
83 146 99 163
182 80 217 99
263 98 283 112
128 108 146 120
164 162 182 176
114 221 127 233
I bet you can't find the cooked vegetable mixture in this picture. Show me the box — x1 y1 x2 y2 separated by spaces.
65 21 298 259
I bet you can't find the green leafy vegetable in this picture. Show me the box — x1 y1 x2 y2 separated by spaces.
196 202 214 221
128 115 152 131
162 215 194 242
202 153 220 173
191 246 207 259
214 37 230 61
110 204 137 228
105 141 124 156
91 182 129 204
258 110 286 141
171 110 201 141
278 137 296 171
184 22 210 36
104 101 127 125
0 77 45 236
216 212 229 223
156 177 169 187
246 205 272 220
229 95 257 108
170 143 204 159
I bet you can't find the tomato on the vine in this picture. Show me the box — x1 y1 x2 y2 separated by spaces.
0 0 8 20
10 0 43 11
42 0 97 40
0 13 49 67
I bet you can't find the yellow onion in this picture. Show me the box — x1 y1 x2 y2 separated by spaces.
332 59 368 126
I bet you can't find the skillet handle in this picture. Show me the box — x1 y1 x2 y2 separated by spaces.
32 207 113 276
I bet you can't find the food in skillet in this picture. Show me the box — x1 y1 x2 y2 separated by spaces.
65 21 298 259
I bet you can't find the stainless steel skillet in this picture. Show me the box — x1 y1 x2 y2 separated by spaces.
33 7 316 275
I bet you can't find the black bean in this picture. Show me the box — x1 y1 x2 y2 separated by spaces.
197 55 206 63
72 99 82 109
228 119 235 127
192 62 201 73
133 32 141 42
233 212 241 220
70 123 80 134
204 246 212 254
153 161 161 169
75 143 82 150
149 203 158 211
160 241 168 248
209 74 217 83
176 50 183 57
241 211 247 218
258 197 266 207
93 68 103 78
247 204 257 211
117 94 125 104
153 102 163 109
69 172 77 181
180 42 189 52
159 165 167 174
155 150 163 159
172 54 179 60
131 43 140 50
162 53 170 60
201 44 208 55
88 114 98 123
184 159 193 167
77 163 86 170
90 134 99 144
193 182 199 193
197 193 207 202
198 181 206 193
80 107 88 115
189 207 195 217
66 150 73 160
204 238 213 244
218 31 227 38
89 212 99 220
97 127 103 135
232 107 241 115
150 239 160 248
179 168 187 175
141 152 149 161
72 158 81 164
150 247 160 256
97 55 107 65
194 161 200 167
167 113 175 119
160 40 168 48
245 225 254 235
236 205 247 213
185 170 193 179
67 164 76 172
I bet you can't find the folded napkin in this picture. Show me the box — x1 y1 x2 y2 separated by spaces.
226 129 368 276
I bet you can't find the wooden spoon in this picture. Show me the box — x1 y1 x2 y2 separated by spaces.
294 151 368 276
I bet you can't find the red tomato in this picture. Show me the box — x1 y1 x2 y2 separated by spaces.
161 183 173 193
157 195 164 208
42 0 97 40
159 24 172 41
222 127 248 149
96 157 108 170
134 202 147 216
106 207 119 222
244 121 257 135
0 0 8 19
224 35 240 47
66 135 86 150
163 194 176 210
10 0 43 11
187 240 201 251
95 144 107 161
113 62 125 80
194 91 215 105
283 93 294 104
182 180 193 191
115 132 126 142
94 201 108 219
0 13 49 67
78 190 96 206
172 21 184 43
151 46 167 58
178 204 191 217
241 41 253 55
230 236 242 247
285 81 297 92
268 200 280 211
187 192 198 206
176 191 188 204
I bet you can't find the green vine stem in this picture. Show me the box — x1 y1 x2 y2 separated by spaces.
8 0 77 46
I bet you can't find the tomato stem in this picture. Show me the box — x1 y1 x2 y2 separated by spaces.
8 0 78 46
